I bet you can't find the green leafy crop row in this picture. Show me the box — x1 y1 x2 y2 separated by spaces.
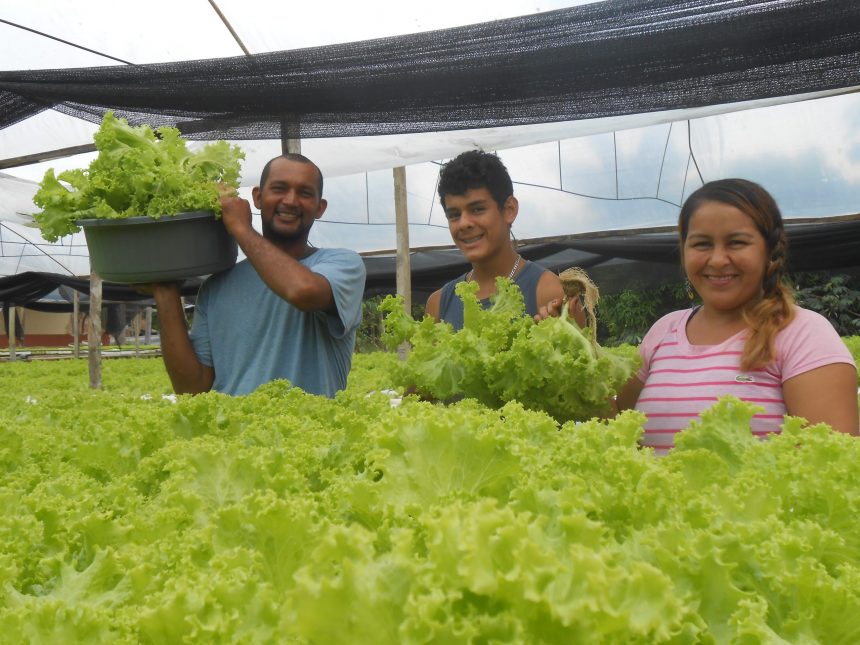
0 355 858 643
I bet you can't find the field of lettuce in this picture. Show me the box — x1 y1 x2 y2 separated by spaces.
1 352 859 643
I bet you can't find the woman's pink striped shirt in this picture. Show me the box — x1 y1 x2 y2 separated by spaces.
635 306 855 455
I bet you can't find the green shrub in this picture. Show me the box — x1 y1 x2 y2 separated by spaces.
793 272 860 336
597 282 691 346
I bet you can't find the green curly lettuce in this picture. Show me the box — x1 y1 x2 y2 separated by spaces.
2 359 860 642
380 277 640 421
485 287 640 421
32 111 245 242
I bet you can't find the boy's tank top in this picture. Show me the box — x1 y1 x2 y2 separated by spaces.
438 259 545 330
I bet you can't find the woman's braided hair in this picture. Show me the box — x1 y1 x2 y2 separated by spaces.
678 179 795 371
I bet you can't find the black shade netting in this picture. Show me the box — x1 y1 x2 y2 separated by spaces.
1 0 859 140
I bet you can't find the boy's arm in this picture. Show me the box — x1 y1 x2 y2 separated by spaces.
425 289 442 322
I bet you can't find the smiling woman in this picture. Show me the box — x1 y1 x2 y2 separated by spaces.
616 178 859 453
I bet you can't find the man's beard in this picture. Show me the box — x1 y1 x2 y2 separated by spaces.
262 212 311 244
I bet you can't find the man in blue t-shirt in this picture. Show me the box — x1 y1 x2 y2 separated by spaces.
151 154 366 397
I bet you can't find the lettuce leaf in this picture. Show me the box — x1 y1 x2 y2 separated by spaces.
381 277 640 421
32 112 244 241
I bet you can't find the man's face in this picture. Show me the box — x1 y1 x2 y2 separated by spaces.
253 158 327 244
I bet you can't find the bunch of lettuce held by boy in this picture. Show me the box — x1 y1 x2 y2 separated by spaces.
33 111 244 242
380 269 640 422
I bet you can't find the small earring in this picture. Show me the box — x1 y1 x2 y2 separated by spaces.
685 278 695 303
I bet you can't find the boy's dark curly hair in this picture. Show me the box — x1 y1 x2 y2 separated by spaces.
437 150 513 210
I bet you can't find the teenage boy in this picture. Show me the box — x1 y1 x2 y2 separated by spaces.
425 150 584 329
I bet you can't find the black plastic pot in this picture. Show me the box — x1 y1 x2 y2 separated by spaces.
77 211 237 283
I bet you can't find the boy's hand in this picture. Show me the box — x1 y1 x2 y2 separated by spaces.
534 296 580 323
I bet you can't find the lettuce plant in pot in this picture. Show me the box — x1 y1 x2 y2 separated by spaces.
32 112 245 283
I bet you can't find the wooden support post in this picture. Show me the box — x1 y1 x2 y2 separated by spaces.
88 272 102 389
393 166 412 313
7 304 16 361
281 116 301 155
393 166 412 360
144 306 153 345
73 290 81 359
133 307 141 356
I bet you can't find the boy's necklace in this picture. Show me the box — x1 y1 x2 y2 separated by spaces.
467 254 521 283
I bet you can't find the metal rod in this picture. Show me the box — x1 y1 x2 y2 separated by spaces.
206 0 252 56
0 18 134 65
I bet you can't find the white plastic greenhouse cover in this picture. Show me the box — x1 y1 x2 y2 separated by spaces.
2 0 860 276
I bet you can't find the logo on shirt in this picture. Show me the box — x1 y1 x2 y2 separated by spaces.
735 374 755 383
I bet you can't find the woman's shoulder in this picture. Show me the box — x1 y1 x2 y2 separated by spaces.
774 305 855 372
640 308 691 349
791 305 830 321
784 305 840 333
650 308 692 332
775 305 846 352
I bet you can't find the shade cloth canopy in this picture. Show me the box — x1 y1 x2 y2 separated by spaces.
3 0 859 139
2 0 860 280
